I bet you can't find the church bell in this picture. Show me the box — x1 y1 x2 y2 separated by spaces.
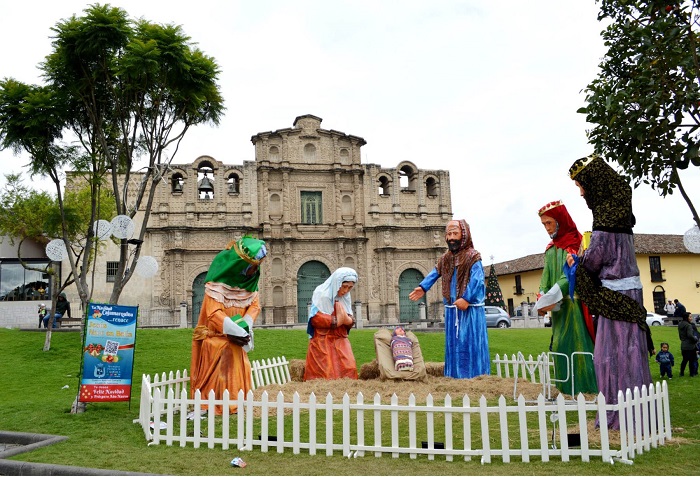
198 173 214 198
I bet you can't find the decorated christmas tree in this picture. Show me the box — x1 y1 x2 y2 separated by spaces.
485 262 506 309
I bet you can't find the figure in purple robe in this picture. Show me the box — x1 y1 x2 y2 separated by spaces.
568 154 654 430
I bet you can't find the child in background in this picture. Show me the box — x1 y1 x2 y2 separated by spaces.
655 342 674 380
37 303 47 329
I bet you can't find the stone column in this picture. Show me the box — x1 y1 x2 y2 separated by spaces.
179 301 188 328
353 300 363 329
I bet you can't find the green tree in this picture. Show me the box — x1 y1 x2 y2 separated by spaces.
0 5 223 412
579 0 700 228
0 4 224 312
485 263 506 310
0 174 115 351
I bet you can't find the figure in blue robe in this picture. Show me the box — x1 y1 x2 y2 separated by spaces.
409 219 490 379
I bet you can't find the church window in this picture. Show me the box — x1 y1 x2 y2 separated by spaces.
171 173 184 193
399 165 417 192
197 163 215 200
301 191 322 224
426 177 438 197
378 176 390 196
227 173 240 194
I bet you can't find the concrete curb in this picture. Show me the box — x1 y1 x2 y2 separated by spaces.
0 431 69 460
0 431 156 476
0 459 156 476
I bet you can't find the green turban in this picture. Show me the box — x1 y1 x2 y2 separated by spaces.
204 236 267 292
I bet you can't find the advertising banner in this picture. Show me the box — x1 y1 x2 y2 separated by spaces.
79 302 138 403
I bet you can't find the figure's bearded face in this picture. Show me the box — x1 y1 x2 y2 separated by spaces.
445 221 462 252
447 241 460 252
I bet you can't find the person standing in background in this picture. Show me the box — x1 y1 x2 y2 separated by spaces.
678 312 699 377
663 300 675 319
655 342 674 380
673 299 687 324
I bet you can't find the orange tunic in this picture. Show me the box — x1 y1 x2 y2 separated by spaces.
190 294 260 414
303 302 358 381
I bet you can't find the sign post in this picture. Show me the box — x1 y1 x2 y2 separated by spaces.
79 302 138 403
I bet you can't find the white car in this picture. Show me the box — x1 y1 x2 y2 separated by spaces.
646 312 665 327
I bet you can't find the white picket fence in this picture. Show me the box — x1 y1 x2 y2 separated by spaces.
134 356 291 439
492 351 596 401
493 352 555 400
134 355 672 464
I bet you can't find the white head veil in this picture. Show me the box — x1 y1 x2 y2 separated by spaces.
309 267 358 317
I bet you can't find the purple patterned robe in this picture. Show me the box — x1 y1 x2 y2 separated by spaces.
581 231 652 429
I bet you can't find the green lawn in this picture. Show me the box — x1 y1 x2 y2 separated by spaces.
0 325 697 475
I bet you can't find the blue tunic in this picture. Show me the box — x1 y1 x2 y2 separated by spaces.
420 261 490 379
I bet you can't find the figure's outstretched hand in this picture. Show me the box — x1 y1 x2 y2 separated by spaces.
227 334 250 347
408 287 425 301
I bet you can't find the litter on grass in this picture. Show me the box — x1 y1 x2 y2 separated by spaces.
149 421 168 431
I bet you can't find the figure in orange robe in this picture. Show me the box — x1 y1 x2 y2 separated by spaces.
190 236 267 415
303 267 359 381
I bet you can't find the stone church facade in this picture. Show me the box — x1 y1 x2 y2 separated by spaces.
78 114 453 327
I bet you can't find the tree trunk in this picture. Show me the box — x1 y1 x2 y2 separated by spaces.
673 164 700 229
70 396 86 414
42 326 52 352
42 273 61 352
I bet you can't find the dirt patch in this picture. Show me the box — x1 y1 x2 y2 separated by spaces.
258 359 555 403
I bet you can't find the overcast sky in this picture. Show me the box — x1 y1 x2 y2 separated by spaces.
1 0 698 263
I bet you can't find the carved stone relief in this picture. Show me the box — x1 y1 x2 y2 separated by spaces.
370 255 378 299
383 230 391 246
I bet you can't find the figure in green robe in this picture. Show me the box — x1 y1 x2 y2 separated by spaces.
536 200 598 395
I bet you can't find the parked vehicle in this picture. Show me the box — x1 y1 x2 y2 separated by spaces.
646 312 665 327
484 306 511 328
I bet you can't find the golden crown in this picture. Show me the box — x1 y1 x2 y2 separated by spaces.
538 200 563 217
233 238 263 266
569 153 598 179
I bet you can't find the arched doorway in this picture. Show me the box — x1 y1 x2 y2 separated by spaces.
398 268 426 322
296 261 331 323
191 272 208 327
652 285 666 315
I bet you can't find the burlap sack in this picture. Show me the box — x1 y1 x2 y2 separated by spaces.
373 328 427 382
